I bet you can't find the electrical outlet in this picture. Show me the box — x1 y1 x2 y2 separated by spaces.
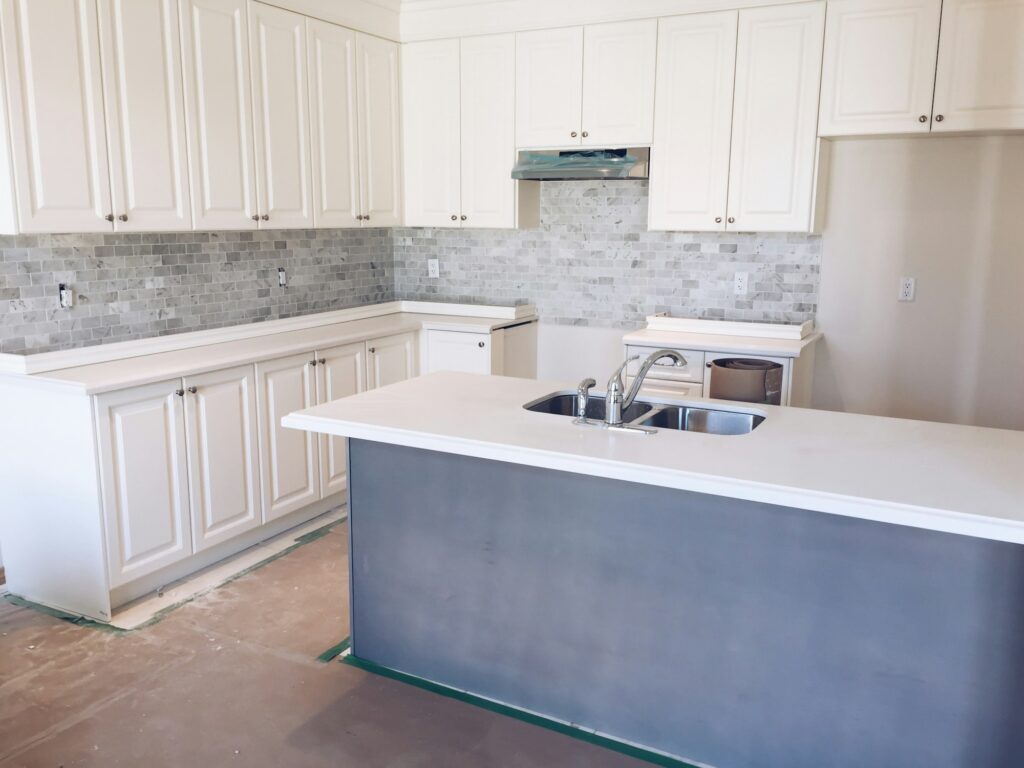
898 276 916 302
427 258 440 279
734 272 749 296
58 283 74 309
277 267 287 288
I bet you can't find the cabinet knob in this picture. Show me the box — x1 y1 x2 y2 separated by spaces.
364 215 370 222
187 386 197 394
310 359 318 366
460 215 467 221
356 215 363 220
118 214 128 222
581 130 589 138
935 114 944 122
369 347 376 354
451 214 457 221
318 358 325 365
478 341 485 348
105 213 114 222
570 131 578 138
261 214 269 221
175 389 184 397
251 214 260 221
706 362 712 368
715 216 722 223
727 217 735 224
918 115 928 123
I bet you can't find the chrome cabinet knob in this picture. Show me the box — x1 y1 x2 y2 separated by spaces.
935 114 944 122
728 217 735 224
105 213 114 222
364 215 370 222
477 341 485 348
310 359 318 367
715 216 722 223
581 130 589 138
251 214 260 221
570 131 578 138
118 214 127 222
318 358 325 365
175 389 184 397
460 215 467 221
369 347 376 354
261 214 269 221
919 115 928 123
706 362 712 368
451 214 457 221
187 386 197 394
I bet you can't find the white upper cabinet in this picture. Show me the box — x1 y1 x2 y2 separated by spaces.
818 0 942 136
402 39 462 227
648 11 738 232
580 19 657 147
727 2 826 232
248 1 313 228
306 19 360 228
0 0 112 233
460 33 518 228
179 0 258 230
516 26 584 148
98 0 192 231
932 0 1024 132
356 33 403 226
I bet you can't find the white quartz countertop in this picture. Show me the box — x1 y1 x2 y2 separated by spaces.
283 371 1024 545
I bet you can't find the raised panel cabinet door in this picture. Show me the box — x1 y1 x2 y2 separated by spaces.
0 0 112 233
248 1 313 228
932 0 1024 131
315 341 366 498
648 11 737 232
306 18 360 228
515 27 584 148
818 0 942 136
460 33 517 229
356 33 402 226
425 330 493 375
727 2 826 233
402 39 461 227
256 352 320 522
98 0 192 231
183 364 261 552
95 380 192 588
367 332 418 389
179 0 258 229
581 20 657 147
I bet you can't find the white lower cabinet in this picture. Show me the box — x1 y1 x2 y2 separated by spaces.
96 380 192 588
315 341 367 497
183 364 262 552
256 351 320 522
367 332 418 388
425 330 496 375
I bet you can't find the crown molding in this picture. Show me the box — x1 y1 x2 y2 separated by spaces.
263 0 402 40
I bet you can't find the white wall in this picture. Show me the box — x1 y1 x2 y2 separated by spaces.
812 136 1024 430
537 324 628 385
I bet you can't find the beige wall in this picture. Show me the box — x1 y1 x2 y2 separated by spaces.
813 136 1024 430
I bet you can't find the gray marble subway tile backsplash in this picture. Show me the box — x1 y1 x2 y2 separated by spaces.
0 181 820 354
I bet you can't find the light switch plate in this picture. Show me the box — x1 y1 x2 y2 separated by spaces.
427 258 440 279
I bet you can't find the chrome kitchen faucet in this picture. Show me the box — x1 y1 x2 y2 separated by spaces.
605 349 687 427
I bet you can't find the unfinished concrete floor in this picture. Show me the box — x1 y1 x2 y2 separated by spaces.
0 520 650 768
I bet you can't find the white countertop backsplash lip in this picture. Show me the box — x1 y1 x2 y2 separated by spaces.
282 371 1024 545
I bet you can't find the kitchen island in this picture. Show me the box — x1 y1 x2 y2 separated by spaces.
283 372 1024 768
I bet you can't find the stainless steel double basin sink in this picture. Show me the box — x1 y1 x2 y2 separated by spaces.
524 393 765 435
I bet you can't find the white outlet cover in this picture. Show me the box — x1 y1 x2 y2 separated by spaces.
734 272 749 296
899 277 916 302
427 258 440 279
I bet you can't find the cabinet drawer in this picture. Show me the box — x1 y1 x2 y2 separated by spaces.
625 346 704 383
425 330 494 375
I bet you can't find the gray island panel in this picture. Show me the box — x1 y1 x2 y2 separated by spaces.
348 439 1024 768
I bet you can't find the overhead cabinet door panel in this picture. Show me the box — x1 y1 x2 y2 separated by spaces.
249 1 313 228
648 11 738 232
357 33 402 226
727 2 825 232
179 0 258 229
0 0 112 233
402 39 462 227
515 27 584 148
818 0 942 136
307 18 360 228
932 0 1024 131
581 20 657 147
98 0 192 231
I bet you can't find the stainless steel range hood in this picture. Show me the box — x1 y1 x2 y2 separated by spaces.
511 148 649 181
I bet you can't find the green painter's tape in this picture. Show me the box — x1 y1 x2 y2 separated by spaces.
3 594 126 634
316 636 351 663
341 653 703 768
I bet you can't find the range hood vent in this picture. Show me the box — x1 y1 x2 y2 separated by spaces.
511 148 649 181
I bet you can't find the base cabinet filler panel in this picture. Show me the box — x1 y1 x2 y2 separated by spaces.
0 302 531 622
